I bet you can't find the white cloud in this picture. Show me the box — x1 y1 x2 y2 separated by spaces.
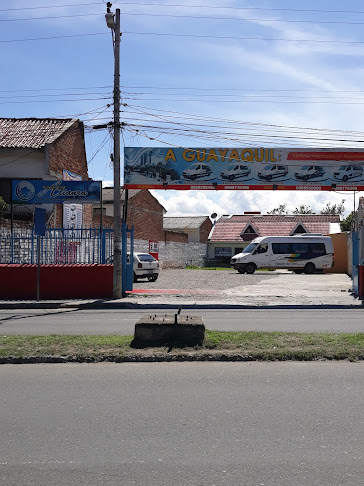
151 188 359 218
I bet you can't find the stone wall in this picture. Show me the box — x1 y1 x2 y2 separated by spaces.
133 238 207 268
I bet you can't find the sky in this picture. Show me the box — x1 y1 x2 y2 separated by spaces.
2 0 364 217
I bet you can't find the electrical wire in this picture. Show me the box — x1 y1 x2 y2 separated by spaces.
123 30 364 45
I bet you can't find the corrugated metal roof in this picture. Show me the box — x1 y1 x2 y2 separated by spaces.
102 188 141 202
163 216 209 230
0 118 76 149
210 214 341 241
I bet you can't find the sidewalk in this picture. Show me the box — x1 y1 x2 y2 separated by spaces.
0 272 362 309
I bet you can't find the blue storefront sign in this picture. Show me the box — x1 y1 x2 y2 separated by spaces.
12 180 101 204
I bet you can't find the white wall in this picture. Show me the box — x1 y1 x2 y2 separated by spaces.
0 149 47 179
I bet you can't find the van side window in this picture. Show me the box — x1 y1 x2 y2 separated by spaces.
257 243 268 254
272 243 292 254
311 243 326 255
292 242 309 253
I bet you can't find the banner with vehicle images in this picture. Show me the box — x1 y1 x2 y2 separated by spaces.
124 147 364 191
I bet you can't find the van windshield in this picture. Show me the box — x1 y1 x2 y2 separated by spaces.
243 242 259 254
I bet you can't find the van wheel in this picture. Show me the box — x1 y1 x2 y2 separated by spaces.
229 175 235 180
304 263 315 274
246 263 256 274
133 272 138 283
293 269 303 274
148 276 158 282
266 175 272 181
237 267 245 274
343 175 348 182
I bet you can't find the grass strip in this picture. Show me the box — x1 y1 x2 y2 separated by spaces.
1 331 364 362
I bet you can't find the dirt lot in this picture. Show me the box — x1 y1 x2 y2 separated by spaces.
133 268 361 306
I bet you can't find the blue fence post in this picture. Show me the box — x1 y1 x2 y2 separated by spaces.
101 228 106 264
352 231 359 295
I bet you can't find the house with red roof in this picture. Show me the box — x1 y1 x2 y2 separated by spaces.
208 213 341 264
0 118 91 228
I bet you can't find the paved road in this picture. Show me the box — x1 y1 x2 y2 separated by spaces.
1 362 364 486
0 307 363 334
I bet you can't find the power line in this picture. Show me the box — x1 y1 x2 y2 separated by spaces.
121 12 364 26
1 30 364 45
0 2 104 12
113 3 364 15
0 96 111 105
122 103 364 134
0 85 112 93
4 11 364 26
0 32 107 43
124 31 364 45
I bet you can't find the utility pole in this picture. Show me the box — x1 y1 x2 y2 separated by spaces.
105 3 122 298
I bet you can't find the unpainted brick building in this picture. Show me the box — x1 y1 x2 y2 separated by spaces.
0 118 92 228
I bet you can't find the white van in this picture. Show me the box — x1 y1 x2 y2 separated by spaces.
182 163 212 180
333 165 363 182
230 235 334 274
295 165 325 180
220 163 251 180
257 164 288 180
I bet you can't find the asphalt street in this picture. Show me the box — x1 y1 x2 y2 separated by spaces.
1 307 364 334
1 362 364 486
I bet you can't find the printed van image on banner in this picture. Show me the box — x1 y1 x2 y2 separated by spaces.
124 147 364 191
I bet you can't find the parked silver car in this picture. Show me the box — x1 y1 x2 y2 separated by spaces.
106 252 160 282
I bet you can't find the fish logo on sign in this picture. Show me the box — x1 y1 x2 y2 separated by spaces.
15 181 36 202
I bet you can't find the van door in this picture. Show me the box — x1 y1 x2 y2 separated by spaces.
252 243 269 268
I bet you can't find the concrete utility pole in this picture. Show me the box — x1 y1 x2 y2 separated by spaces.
105 3 122 298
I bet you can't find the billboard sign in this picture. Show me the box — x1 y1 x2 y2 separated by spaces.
12 180 101 204
124 147 364 191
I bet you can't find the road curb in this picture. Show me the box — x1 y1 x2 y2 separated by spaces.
0 354 360 364
0 301 363 310
0 301 362 310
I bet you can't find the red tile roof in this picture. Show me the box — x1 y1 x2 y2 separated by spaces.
210 214 340 241
0 118 76 149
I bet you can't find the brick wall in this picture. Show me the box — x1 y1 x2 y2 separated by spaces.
48 121 88 179
47 120 91 228
127 191 164 241
199 218 213 243
164 230 188 243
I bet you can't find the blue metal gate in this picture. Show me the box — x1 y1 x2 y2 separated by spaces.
352 231 359 295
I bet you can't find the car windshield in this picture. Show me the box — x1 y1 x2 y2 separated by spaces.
301 166 310 170
242 242 259 254
339 165 346 170
137 254 155 262
264 165 273 170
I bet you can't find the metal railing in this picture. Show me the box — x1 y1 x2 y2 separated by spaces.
0 228 114 264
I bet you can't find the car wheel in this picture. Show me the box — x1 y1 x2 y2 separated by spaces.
343 175 348 182
229 175 235 180
293 269 303 274
246 263 256 274
304 263 315 274
237 267 245 274
304 175 309 180
133 272 138 283
147 276 158 282
266 175 272 181
191 175 197 180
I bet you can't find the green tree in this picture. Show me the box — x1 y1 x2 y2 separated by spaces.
320 199 345 216
340 211 355 232
267 203 287 214
292 205 315 214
